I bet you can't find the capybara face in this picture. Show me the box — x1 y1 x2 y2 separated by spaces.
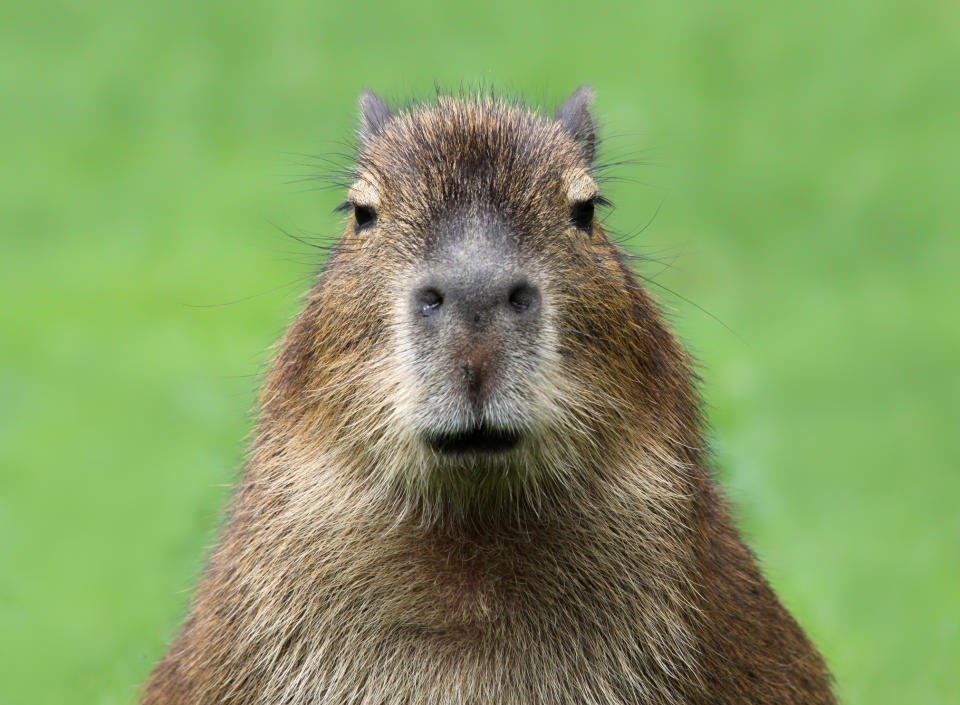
281 91 671 512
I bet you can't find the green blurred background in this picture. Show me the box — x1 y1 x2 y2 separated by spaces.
1 0 957 703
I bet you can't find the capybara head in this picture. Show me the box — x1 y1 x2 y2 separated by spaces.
265 88 698 522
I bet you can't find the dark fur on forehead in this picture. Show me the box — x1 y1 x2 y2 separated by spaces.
352 91 599 223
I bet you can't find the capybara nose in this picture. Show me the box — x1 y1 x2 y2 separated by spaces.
412 265 540 401
413 268 540 331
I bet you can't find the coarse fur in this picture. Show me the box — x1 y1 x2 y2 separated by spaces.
142 88 835 704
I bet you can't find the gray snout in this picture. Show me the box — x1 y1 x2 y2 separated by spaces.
409 243 542 406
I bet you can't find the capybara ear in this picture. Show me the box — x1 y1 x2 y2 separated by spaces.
357 90 393 145
555 85 597 163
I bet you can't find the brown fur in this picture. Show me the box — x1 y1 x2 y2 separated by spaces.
142 90 834 704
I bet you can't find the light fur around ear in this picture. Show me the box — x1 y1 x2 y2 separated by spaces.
358 90 393 145
555 85 597 163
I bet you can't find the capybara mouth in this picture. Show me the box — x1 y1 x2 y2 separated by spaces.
426 425 522 455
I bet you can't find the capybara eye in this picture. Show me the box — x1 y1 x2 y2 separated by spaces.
570 199 595 230
354 204 376 229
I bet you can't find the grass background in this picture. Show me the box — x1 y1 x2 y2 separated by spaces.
1 0 957 703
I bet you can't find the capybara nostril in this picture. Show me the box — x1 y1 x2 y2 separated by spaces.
507 281 540 315
415 287 443 317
